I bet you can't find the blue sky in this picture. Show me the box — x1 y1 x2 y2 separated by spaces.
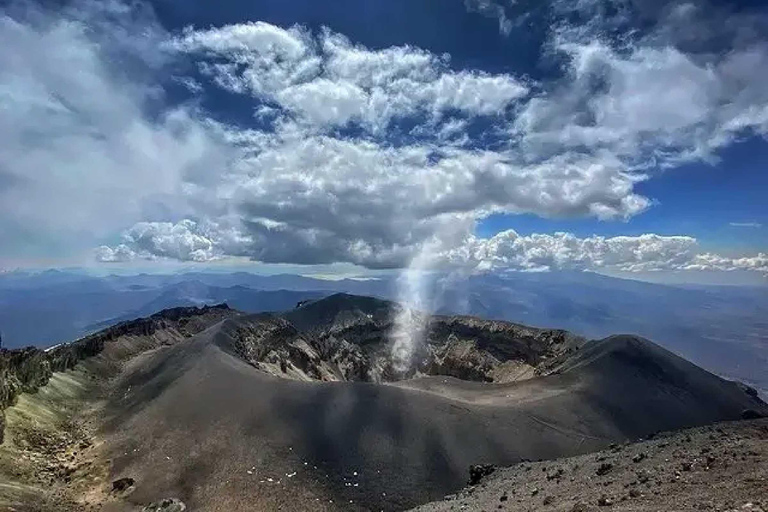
0 0 767 283
150 0 543 69
480 136 768 255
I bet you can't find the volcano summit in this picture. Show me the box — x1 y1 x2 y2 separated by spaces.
0 294 765 511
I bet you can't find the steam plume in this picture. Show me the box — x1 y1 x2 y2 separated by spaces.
389 241 437 375
388 218 479 374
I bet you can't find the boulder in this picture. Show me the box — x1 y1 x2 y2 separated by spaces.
111 477 135 493
143 498 186 512
741 409 763 420
468 464 497 485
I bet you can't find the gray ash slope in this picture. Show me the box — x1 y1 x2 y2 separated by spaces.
97 293 766 511
0 303 236 443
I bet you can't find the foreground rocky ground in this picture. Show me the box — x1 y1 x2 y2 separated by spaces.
412 418 768 512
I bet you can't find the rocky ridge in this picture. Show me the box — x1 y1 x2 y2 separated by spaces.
0 304 234 444
0 304 240 512
218 293 585 383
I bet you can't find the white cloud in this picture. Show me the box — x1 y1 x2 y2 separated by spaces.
99 221 768 276
0 2 232 258
321 31 438 86
275 79 368 127
516 38 768 167
2 0 766 280
172 23 528 132
436 230 768 274
94 244 137 263
196 134 651 266
117 220 220 262
730 222 763 228
138 18 656 268
172 21 319 96
422 72 528 116
684 252 768 273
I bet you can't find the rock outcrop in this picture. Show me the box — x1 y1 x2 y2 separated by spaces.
214 293 585 383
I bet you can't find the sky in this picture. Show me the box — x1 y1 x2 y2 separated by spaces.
1 0 767 283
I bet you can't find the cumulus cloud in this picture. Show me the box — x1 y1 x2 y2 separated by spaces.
94 244 137 263
516 35 768 168
0 0 231 258
437 231 768 274
98 221 768 275
97 139 651 268
115 220 220 261
518 0 768 169
684 253 768 273
172 23 528 132
2 0 767 279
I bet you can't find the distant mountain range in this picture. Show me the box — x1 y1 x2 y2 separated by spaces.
1 269 766 395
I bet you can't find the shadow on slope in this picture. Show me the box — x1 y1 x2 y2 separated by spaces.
99 320 765 511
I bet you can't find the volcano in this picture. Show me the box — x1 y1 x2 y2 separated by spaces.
0 294 764 511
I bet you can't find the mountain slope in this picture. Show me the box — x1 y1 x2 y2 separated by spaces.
0 294 764 512
0 304 236 442
411 418 768 512
3 270 766 400
0 304 241 511
87 285 327 332
90 296 765 511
